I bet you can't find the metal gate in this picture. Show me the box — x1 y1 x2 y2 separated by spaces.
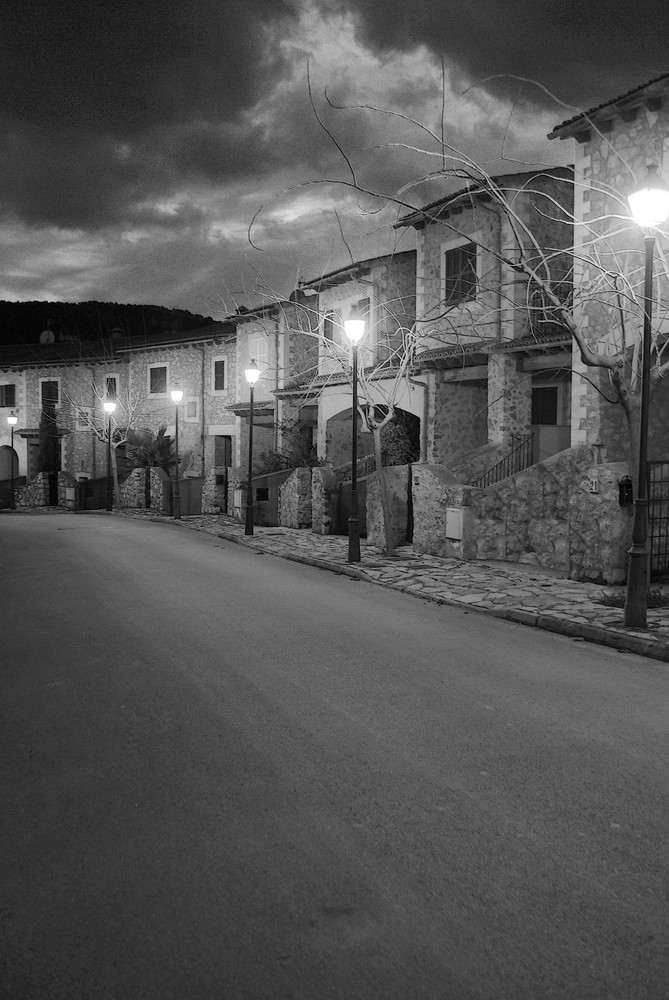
648 462 669 578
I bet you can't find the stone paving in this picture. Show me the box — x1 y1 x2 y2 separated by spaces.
116 509 669 664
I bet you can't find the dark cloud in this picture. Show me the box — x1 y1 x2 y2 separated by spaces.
333 0 669 110
0 0 300 228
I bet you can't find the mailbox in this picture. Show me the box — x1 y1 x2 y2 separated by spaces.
618 476 634 507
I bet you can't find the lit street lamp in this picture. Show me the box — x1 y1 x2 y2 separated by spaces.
624 165 669 628
170 389 183 520
7 411 18 510
103 399 117 511
244 360 260 536
344 313 366 563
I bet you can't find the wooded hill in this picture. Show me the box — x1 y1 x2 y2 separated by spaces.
0 301 215 345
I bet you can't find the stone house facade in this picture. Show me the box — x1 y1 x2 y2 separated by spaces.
0 341 129 485
548 72 669 466
289 251 420 468
225 298 318 469
396 168 574 472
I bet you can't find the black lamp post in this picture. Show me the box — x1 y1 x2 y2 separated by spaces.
624 165 669 628
344 314 366 563
244 360 260 535
103 399 116 511
7 411 17 510
171 389 183 519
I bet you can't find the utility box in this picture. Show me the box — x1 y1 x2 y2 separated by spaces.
445 506 463 540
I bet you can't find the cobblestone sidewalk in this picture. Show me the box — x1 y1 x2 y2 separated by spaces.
114 509 669 664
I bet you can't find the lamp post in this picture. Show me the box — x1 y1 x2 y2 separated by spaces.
170 389 183 519
344 314 366 563
103 399 117 511
624 165 669 628
7 411 18 510
244 360 260 535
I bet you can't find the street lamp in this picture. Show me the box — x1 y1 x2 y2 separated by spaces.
344 313 366 563
7 411 18 510
103 399 117 511
624 164 669 628
170 389 183 520
244 360 261 536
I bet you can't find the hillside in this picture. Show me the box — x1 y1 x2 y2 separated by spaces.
0 300 216 345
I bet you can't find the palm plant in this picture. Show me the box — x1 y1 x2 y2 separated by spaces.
125 425 174 508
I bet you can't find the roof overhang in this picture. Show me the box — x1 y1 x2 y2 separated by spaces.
548 73 669 143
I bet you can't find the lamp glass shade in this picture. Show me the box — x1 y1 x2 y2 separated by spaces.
103 399 117 414
344 318 366 344
245 360 261 385
170 389 183 403
628 166 669 228
6 412 18 426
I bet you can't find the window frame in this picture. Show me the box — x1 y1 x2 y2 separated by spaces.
39 377 60 408
211 357 227 395
441 235 479 310
103 372 120 402
183 398 199 422
147 364 169 397
0 383 16 408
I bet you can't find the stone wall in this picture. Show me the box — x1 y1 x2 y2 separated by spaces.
14 472 51 508
279 467 312 528
366 465 410 548
311 467 340 534
411 465 477 559
202 468 228 514
119 468 148 509
428 377 488 465
466 446 632 582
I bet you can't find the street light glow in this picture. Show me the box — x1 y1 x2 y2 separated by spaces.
628 165 669 229
245 360 261 385
103 399 117 414
6 411 18 426
344 317 366 344
170 389 183 404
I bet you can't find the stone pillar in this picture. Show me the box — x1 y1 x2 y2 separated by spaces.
487 351 532 445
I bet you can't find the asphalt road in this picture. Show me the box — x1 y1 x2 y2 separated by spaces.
1 511 668 1000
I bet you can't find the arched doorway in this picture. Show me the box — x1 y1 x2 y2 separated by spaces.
0 445 18 480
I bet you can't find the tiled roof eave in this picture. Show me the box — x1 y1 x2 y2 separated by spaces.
548 72 669 140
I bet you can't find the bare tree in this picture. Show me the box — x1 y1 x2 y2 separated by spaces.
61 386 144 510
250 83 669 493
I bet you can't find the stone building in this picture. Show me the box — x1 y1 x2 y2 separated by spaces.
395 168 574 473
0 340 129 486
288 251 420 467
115 323 236 477
224 297 318 469
548 71 669 466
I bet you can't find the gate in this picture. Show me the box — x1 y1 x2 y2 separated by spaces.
78 476 113 510
648 462 669 578
177 477 203 516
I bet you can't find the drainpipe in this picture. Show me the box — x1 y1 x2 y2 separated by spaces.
90 366 97 477
274 318 280 453
200 345 206 477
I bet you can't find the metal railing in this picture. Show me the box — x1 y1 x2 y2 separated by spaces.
471 433 534 489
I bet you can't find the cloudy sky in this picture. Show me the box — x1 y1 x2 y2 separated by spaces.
2 0 668 318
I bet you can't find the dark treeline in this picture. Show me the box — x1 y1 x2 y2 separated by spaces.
0 301 215 345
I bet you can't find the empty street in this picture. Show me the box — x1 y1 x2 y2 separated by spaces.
1 512 668 1000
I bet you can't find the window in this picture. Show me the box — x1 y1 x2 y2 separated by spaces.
76 406 92 430
0 384 16 407
148 365 167 395
184 399 198 421
212 358 227 392
104 375 118 399
444 241 477 306
532 386 559 425
248 334 268 367
323 311 342 343
214 435 232 467
40 379 59 406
